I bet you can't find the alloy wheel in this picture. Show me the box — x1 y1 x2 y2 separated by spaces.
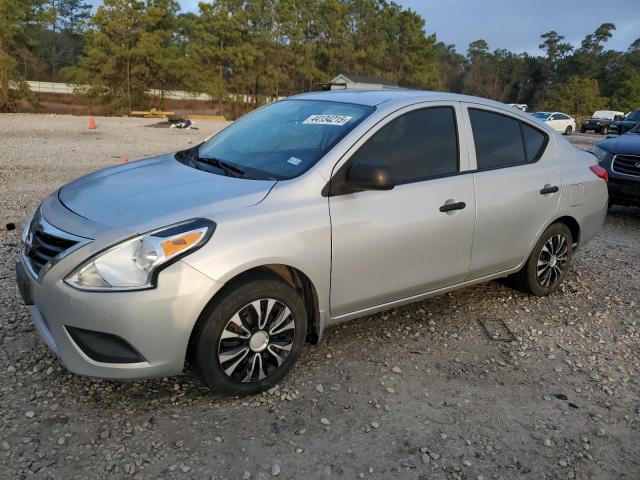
536 233 569 287
217 299 295 383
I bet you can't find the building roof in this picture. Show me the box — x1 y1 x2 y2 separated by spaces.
336 74 397 86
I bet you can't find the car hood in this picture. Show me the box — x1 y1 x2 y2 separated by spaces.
59 153 276 232
597 133 640 155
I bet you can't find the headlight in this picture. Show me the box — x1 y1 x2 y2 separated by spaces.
590 145 609 163
21 206 38 244
65 218 215 291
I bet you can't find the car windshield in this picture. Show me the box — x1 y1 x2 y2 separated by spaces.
532 112 550 120
192 99 374 180
624 110 640 121
629 122 640 133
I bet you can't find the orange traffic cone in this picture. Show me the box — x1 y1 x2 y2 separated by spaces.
89 115 96 129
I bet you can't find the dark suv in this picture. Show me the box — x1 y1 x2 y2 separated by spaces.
610 109 640 135
580 111 623 135
591 123 640 207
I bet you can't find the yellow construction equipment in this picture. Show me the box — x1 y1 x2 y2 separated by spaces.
130 108 175 118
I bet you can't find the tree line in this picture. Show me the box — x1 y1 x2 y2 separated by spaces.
1 0 639 118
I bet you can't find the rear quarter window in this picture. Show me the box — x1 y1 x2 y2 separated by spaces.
521 124 547 162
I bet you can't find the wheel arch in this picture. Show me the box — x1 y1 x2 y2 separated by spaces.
553 215 581 247
186 263 322 369
515 214 582 275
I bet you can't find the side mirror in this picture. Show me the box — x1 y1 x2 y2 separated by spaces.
346 161 395 191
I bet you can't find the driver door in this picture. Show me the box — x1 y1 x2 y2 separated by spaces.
328 103 476 318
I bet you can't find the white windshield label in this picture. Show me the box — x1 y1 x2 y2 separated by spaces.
287 156 302 166
303 114 352 126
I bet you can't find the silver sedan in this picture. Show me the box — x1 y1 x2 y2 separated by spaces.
16 90 608 395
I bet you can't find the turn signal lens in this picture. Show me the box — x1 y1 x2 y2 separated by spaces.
589 165 608 182
160 231 204 257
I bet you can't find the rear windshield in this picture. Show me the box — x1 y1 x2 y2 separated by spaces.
532 112 549 120
196 99 374 180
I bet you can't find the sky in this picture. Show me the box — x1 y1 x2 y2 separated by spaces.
173 0 640 56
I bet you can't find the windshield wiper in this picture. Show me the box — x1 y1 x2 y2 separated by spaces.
189 149 245 177
198 157 245 177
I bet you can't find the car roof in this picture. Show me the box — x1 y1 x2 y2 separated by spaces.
593 110 623 114
288 89 521 110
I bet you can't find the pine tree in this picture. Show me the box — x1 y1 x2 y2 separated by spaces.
0 0 46 111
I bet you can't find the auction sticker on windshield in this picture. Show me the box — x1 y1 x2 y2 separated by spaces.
303 115 353 126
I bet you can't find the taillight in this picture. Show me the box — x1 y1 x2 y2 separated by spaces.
590 165 608 182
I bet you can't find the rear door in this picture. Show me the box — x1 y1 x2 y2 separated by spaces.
462 104 561 278
329 103 476 317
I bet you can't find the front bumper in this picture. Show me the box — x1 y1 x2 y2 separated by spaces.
608 177 640 207
17 240 221 380
582 124 604 132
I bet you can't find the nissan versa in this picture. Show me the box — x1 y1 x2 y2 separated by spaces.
16 91 608 395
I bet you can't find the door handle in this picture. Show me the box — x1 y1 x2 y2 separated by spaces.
540 185 559 195
439 201 466 213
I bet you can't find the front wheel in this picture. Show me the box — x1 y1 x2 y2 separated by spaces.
193 274 307 395
510 223 573 296
564 125 573 135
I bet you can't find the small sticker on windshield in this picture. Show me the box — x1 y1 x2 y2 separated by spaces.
303 114 352 126
287 156 302 166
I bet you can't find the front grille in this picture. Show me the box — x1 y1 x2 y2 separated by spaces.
612 154 640 177
23 212 81 277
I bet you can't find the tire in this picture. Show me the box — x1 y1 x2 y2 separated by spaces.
564 125 573 135
580 127 586 133
510 223 573 296
602 126 609 135
193 273 307 396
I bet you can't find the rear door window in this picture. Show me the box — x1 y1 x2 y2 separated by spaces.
469 108 548 169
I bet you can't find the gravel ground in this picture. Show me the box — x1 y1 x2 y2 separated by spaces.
1 115 639 479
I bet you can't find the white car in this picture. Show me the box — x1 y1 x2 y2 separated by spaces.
532 112 576 135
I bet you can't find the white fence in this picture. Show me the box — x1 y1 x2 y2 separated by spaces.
24 81 285 103
25 80 214 101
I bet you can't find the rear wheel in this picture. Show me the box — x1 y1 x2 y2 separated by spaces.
580 127 586 133
193 274 307 395
510 223 573 296
564 125 573 135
